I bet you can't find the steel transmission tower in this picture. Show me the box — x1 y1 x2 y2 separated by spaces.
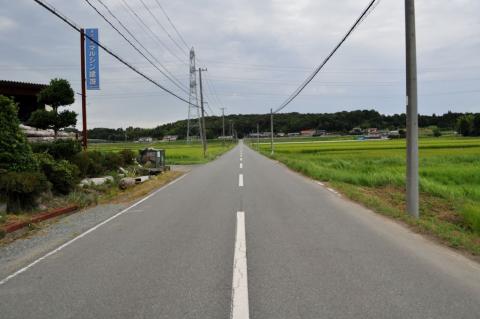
186 47 202 143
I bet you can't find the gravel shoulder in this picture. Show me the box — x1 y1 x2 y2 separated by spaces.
0 167 198 281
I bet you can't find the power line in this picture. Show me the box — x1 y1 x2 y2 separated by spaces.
152 0 190 51
119 0 187 65
273 0 381 113
83 0 189 95
32 0 196 107
92 0 188 93
137 0 188 56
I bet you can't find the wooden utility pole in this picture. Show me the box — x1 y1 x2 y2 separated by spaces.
80 29 88 150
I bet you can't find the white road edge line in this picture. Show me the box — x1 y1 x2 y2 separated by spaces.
239 174 244 187
240 163 243 169
316 181 324 186
0 173 189 286
231 211 249 319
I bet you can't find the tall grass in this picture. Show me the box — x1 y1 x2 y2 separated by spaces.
257 137 480 236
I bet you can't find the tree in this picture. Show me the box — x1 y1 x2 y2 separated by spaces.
28 78 77 138
472 114 480 136
456 115 474 137
0 95 48 212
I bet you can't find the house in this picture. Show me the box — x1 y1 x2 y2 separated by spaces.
300 129 326 137
162 135 178 142
0 80 47 122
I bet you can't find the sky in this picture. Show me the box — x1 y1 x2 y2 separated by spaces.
1 0 479 129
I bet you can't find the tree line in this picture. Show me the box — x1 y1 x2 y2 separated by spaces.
88 109 480 141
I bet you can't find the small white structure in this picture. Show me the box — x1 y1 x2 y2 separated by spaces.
162 135 178 142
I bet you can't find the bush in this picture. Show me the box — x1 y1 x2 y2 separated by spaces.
35 153 80 195
119 149 136 166
31 139 82 160
71 151 127 178
432 127 442 137
0 171 49 213
0 96 38 172
71 151 104 178
0 95 47 212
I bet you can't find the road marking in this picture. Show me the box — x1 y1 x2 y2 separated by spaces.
231 211 249 319
316 181 324 186
240 163 243 169
0 173 189 286
239 174 244 187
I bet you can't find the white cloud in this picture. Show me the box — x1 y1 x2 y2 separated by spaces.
1 0 479 128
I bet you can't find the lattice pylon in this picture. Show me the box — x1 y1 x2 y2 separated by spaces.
186 47 202 142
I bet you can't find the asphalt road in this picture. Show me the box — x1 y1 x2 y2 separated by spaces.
1 141 480 318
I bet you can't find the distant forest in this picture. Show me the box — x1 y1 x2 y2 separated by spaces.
88 109 473 141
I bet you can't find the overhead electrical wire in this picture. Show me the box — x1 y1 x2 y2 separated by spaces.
32 0 196 107
273 0 381 113
137 0 188 56
119 0 186 65
152 0 190 51
91 0 188 93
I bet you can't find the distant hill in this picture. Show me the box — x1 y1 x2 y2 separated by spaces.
88 109 470 141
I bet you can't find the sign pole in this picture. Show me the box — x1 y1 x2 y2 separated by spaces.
80 28 88 150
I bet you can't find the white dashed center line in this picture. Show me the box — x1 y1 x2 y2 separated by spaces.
239 174 244 187
240 163 243 169
231 211 249 319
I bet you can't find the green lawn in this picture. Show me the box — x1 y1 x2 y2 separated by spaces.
252 136 480 256
89 140 236 165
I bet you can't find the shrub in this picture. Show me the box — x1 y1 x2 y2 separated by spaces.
0 96 47 212
0 171 49 213
432 127 442 137
0 95 38 172
71 151 104 178
31 139 82 160
119 149 136 166
35 153 80 195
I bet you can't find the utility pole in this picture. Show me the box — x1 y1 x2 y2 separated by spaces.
257 123 260 150
80 29 88 150
198 67 208 158
220 107 226 146
270 108 274 155
405 0 419 218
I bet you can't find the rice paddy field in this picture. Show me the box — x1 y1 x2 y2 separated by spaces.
89 140 235 165
253 136 480 256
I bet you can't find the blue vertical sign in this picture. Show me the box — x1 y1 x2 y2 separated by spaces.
85 28 100 90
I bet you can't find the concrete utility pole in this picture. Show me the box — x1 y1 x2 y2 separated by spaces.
257 123 260 150
80 29 88 150
270 108 274 155
198 68 208 158
220 107 226 146
405 0 419 218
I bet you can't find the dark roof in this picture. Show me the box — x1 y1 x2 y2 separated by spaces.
0 80 47 96
0 80 47 90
